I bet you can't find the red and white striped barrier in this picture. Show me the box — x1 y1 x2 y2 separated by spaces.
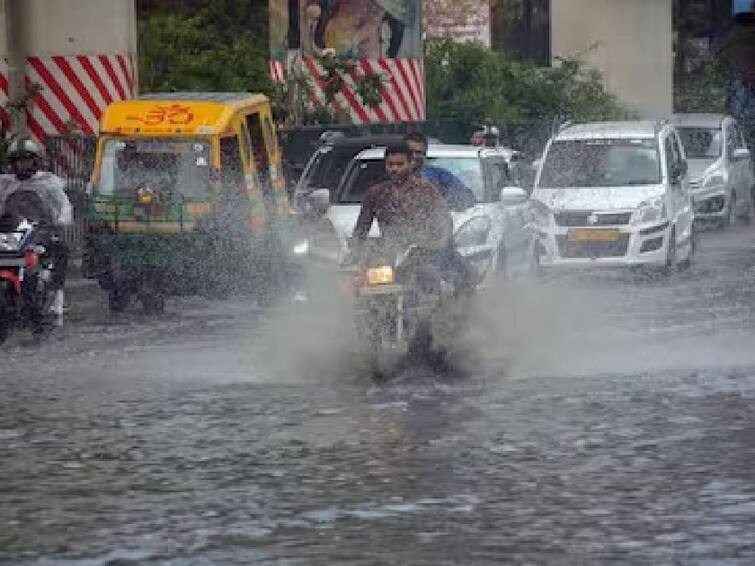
271 57 425 124
0 53 137 145
26 53 137 144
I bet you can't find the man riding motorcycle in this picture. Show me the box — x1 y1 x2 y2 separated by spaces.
404 132 476 212
349 142 471 292
0 138 72 326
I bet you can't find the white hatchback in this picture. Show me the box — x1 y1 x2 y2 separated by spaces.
530 120 695 271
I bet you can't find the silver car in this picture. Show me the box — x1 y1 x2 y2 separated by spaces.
671 113 754 227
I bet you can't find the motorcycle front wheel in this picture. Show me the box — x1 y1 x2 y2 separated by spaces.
0 288 15 345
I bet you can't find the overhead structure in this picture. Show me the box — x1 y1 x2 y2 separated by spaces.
270 0 425 125
0 0 138 145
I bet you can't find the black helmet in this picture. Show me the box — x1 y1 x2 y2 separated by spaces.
7 138 43 161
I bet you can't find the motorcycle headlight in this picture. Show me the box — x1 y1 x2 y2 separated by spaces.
454 216 491 248
632 197 666 225
703 172 726 189
0 232 22 252
367 265 395 286
529 201 552 228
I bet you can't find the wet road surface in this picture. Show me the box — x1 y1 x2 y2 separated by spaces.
3 225 755 564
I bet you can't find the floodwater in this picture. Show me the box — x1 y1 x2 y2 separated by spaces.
2 225 755 564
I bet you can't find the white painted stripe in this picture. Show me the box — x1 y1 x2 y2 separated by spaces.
394 59 421 121
382 60 412 122
43 58 100 132
108 54 131 99
89 56 120 102
67 56 108 111
27 64 72 129
341 66 379 123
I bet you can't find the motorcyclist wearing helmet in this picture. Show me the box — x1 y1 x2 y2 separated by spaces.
0 138 73 326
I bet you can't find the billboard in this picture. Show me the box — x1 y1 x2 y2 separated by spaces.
270 0 421 61
423 0 491 46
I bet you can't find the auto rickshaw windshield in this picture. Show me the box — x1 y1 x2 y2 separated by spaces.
97 138 212 199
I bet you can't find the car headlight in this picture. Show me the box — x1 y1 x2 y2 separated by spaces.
454 216 491 248
632 197 666 225
703 172 726 189
0 232 22 252
529 201 552 228
292 239 310 256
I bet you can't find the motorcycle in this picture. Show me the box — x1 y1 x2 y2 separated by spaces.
345 237 483 377
0 192 59 344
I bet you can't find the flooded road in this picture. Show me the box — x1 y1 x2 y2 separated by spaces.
3 226 755 564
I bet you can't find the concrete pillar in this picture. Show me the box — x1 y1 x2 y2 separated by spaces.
0 0 137 144
3 0 27 135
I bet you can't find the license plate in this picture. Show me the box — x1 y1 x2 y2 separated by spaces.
568 229 622 242
357 284 403 297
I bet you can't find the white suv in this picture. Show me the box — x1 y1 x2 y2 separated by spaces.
530 120 695 271
671 113 754 228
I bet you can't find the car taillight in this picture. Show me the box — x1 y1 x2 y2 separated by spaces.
24 250 39 269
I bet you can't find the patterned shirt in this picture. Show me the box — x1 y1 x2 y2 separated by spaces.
353 175 452 249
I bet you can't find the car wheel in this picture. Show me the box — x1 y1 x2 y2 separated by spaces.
108 289 130 313
140 293 165 315
528 242 542 280
721 193 735 230
663 228 677 275
677 225 696 272
737 189 753 224
495 245 509 280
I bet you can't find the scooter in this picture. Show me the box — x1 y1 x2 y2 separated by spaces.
0 211 59 345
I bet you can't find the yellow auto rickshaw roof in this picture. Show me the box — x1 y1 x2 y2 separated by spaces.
99 92 269 136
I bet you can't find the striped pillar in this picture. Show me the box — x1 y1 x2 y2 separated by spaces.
26 53 137 145
0 53 137 146
271 57 426 124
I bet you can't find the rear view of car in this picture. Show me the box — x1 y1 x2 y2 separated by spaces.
531 121 695 271
671 113 754 228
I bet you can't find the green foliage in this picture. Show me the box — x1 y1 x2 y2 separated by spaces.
138 0 273 95
425 40 631 149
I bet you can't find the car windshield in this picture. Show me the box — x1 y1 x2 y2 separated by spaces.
97 138 212 199
337 155 485 204
425 156 485 201
338 159 386 203
539 138 661 188
304 147 362 190
676 127 722 159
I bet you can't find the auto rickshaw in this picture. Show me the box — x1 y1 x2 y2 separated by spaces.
83 93 291 313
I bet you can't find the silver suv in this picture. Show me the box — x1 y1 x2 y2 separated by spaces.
671 113 754 228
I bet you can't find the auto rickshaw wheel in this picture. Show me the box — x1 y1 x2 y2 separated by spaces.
140 293 165 315
108 289 131 313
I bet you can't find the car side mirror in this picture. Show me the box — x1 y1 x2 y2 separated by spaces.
500 186 528 205
733 148 751 161
308 188 330 215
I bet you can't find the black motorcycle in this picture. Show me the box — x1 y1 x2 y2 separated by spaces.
0 191 59 344
345 238 472 377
